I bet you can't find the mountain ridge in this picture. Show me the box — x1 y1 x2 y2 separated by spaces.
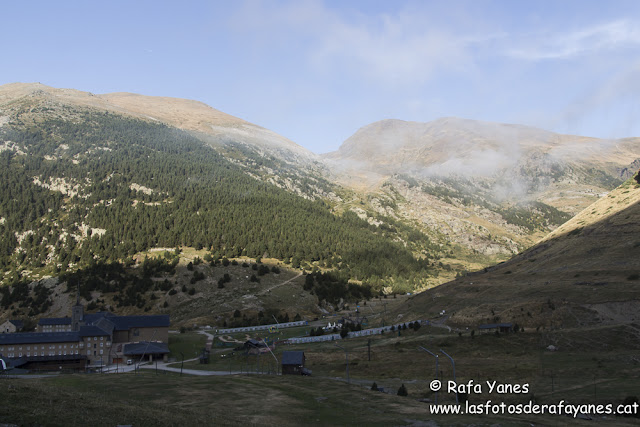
325 116 639 180
0 82 316 163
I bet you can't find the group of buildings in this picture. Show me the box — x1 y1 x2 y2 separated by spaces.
0 298 170 371
0 296 318 375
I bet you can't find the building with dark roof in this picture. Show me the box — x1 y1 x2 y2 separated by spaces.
37 316 72 332
281 351 306 375
1 302 170 370
0 319 24 334
123 341 169 361
0 331 87 371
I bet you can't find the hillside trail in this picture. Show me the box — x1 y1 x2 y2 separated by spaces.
430 315 452 332
256 271 303 296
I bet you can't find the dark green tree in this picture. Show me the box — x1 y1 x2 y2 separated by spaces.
397 384 408 396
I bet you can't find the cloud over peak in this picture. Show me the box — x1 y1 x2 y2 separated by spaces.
506 19 640 61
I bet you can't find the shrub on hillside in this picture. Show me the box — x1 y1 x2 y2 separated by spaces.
397 384 408 396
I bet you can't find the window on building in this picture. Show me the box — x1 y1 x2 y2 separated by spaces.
99 349 103 355
100 336 104 340
41 352 44 356
87 350 91 356
100 342 103 348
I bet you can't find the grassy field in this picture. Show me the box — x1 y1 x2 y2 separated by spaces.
2 320 638 425
174 323 640 410
5 370 638 426
167 331 207 360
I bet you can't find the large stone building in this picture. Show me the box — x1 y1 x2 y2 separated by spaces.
0 301 169 371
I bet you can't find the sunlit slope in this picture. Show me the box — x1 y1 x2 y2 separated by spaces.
0 82 316 163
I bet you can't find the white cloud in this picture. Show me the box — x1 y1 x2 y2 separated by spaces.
507 20 640 60
309 12 476 85
226 1 487 87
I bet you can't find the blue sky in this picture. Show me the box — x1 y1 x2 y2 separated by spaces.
2 0 640 153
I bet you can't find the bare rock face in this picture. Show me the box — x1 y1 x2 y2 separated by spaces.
618 159 640 180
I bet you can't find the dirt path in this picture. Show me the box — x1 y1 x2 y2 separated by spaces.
430 315 452 332
256 271 303 296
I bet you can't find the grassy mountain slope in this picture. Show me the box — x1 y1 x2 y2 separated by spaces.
0 93 449 324
399 173 640 331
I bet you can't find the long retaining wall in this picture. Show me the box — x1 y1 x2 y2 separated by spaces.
286 334 341 344
217 320 308 335
284 320 430 344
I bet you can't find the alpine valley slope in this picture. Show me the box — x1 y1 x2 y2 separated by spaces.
324 118 640 272
0 81 440 319
399 172 640 332
0 83 337 204
1 82 639 296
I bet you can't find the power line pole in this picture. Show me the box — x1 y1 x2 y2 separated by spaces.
440 349 457 404
418 346 439 405
261 338 279 375
367 339 371 361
